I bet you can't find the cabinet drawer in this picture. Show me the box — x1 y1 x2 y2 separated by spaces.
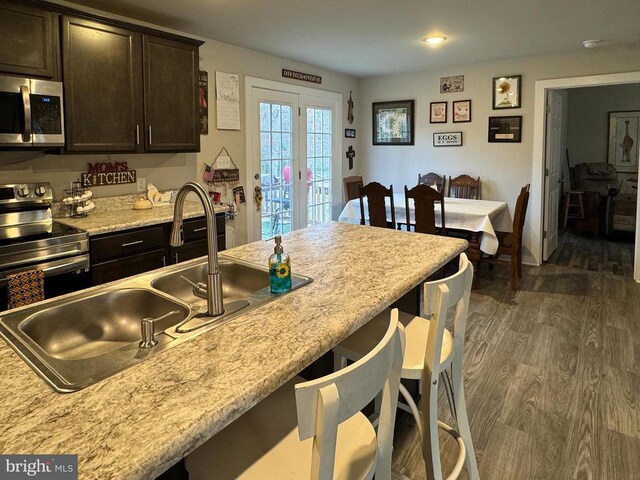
182 214 225 242
91 248 165 285
183 217 207 242
91 226 164 263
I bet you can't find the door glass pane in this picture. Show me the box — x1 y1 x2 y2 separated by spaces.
306 106 332 227
260 101 293 240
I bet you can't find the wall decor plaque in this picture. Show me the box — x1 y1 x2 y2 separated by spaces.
81 162 136 187
282 69 322 84
440 75 464 93
433 132 463 147
488 115 522 143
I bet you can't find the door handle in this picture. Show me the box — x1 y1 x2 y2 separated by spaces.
148 125 152 145
136 124 140 145
193 227 207 232
21 85 31 143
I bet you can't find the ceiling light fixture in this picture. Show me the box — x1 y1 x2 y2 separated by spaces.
582 39 601 48
424 35 447 45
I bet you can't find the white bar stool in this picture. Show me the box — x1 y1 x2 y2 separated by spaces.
333 254 478 480
186 310 406 480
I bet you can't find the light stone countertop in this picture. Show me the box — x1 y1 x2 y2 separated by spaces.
0 222 467 479
54 197 227 236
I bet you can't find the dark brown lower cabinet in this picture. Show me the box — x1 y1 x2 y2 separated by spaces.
90 214 225 285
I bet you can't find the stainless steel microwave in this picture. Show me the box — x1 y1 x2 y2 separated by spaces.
0 75 65 147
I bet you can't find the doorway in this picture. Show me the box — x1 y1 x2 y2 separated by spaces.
532 71 640 282
245 78 341 242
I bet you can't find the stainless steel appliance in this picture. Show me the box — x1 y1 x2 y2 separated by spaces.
0 76 65 147
0 183 89 310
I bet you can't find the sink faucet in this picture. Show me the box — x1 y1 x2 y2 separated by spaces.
170 182 224 316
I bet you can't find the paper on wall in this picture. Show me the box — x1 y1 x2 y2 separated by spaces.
216 72 240 130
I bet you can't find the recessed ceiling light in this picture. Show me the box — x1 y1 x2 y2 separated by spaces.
423 35 447 45
582 39 601 48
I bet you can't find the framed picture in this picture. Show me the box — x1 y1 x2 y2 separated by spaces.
430 101 447 123
440 75 464 93
453 100 471 123
608 111 640 172
492 75 521 109
433 132 463 147
372 100 415 145
488 116 522 143
345 128 356 138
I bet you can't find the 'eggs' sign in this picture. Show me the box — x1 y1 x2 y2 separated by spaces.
433 132 463 147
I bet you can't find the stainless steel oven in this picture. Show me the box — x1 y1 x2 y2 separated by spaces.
0 183 89 311
0 76 65 147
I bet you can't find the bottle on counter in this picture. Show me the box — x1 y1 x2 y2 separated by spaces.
269 235 292 294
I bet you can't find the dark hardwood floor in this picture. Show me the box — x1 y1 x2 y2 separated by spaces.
547 228 635 277
392 259 640 479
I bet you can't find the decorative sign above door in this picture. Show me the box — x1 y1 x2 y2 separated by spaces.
81 162 136 187
282 69 322 84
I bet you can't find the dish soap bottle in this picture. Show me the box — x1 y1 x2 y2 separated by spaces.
269 235 292 294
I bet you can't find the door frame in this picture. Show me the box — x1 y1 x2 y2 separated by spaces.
532 70 640 282
245 77 342 242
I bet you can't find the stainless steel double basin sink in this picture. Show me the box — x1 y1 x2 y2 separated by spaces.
0 256 312 392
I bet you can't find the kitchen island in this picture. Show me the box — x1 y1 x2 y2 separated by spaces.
0 222 467 479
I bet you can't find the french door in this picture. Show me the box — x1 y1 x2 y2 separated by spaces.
247 80 340 242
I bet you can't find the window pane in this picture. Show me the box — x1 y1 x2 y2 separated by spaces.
260 103 270 131
271 104 281 131
281 105 292 132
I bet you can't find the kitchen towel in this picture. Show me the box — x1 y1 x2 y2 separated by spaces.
7 269 45 309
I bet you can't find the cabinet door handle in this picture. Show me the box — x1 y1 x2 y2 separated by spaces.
175 253 179 263
161 255 166 267
193 227 206 232
122 240 144 247
136 124 140 145
148 125 152 145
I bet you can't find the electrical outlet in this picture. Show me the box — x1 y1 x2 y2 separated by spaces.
137 177 147 192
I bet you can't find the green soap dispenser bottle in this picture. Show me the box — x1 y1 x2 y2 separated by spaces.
269 235 292 294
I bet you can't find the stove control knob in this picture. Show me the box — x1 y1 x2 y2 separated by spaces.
35 186 47 197
17 186 30 197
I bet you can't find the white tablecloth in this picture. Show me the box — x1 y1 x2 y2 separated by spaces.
338 194 512 255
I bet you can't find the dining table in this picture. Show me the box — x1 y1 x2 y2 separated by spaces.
338 194 513 283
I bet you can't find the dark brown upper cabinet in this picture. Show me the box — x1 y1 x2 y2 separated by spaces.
60 13 201 154
143 36 200 153
62 16 144 153
0 1 59 79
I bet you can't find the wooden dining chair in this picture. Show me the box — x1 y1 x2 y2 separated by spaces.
359 181 396 229
343 175 364 203
448 175 480 200
185 311 406 480
399 184 446 236
333 254 477 480
418 172 446 193
480 183 530 290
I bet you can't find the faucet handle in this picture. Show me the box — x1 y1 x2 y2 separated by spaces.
139 310 179 349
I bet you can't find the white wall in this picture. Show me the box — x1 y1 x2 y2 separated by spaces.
358 46 640 263
566 83 640 170
0 1 360 246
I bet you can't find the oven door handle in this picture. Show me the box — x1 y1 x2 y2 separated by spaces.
0 254 89 287
21 84 32 143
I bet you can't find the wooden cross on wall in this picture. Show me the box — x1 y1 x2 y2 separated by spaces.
346 146 355 170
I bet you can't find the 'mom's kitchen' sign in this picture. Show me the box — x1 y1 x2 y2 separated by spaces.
81 162 136 187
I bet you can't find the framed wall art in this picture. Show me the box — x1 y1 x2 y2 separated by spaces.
433 132 463 147
345 128 356 138
492 75 521 109
430 101 447 123
488 115 522 143
372 100 415 145
453 100 471 123
608 110 640 172
440 75 464 93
